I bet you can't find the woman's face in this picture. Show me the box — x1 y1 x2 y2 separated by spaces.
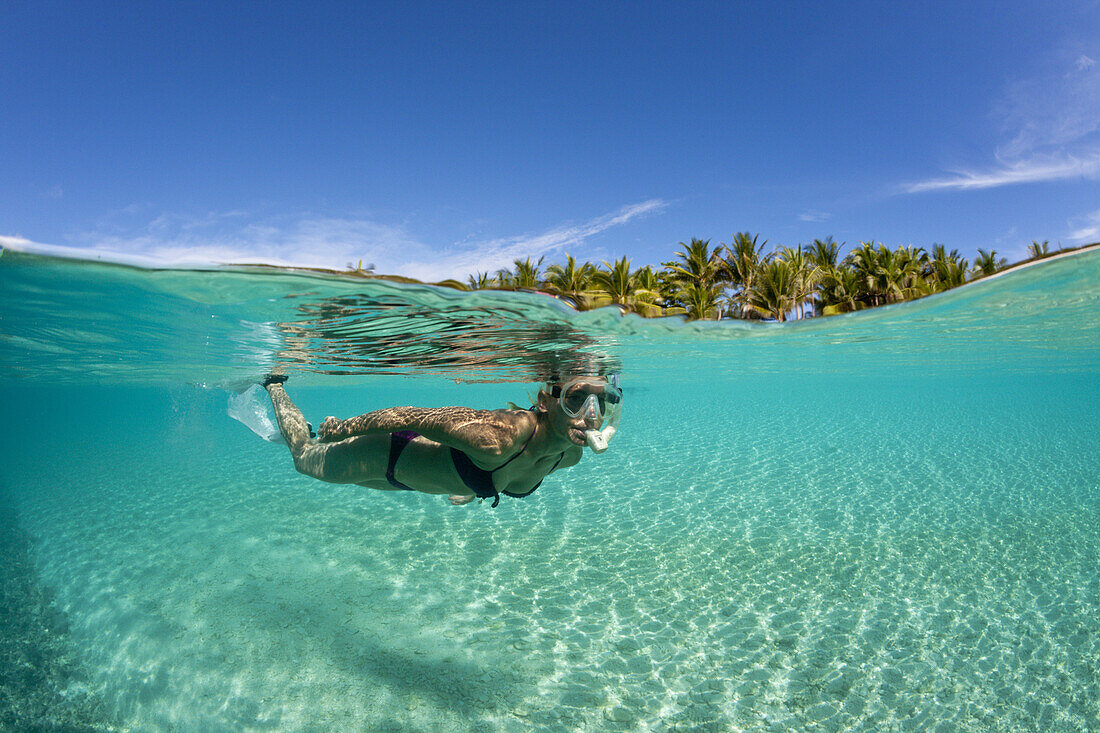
542 378 609 446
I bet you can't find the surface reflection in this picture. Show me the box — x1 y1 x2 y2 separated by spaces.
271 292 622 382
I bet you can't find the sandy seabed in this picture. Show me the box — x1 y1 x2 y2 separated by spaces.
3 376 1099 732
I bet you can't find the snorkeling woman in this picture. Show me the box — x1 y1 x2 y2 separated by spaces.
263 375 622 506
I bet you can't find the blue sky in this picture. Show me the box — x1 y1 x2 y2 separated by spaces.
2 1 1098 280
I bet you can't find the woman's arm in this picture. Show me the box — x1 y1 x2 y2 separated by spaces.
317 406 533 461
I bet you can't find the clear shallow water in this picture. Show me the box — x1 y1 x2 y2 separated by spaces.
1 248 1099 731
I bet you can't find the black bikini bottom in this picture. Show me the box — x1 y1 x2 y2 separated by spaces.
385 431 556 508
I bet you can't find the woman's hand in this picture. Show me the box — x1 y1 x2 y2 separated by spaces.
317 416 344 443
448 494 477 506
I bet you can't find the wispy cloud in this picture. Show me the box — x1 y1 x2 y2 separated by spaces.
401 199 668 281
798 210 831 223
993 225 1018 245
1068 208 1100 242
2 199 668 281
906 49 1100 193
904 151 1100 192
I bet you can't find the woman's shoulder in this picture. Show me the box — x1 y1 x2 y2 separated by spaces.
460 407 536 459
495 407 538 439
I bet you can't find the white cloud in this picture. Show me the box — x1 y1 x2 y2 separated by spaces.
903 150 1100 192
798 210 831 223
0 235 34 248
2 199 668 281
401 199 667 282
907 48 1100 192
1068 208 1100 242
74 214 422 272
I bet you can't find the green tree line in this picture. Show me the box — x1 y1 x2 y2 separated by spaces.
345 236 1079 321
457 237 1076 321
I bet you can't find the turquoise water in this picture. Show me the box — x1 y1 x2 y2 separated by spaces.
1 248 1099 731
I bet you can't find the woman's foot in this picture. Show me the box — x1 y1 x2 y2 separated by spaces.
262 373 288 387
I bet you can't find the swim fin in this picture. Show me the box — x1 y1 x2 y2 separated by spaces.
227 384 286 444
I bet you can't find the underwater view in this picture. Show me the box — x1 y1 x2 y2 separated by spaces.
1 246 1099 732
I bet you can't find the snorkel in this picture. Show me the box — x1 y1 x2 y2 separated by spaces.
584 374 621 453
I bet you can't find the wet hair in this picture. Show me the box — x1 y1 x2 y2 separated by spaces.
533 351 621 387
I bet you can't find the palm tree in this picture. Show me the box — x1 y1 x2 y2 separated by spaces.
345 259 375 275
631 264 659 294
806 237 840 269
805 238 842 315
630 265 664 316
880 246 927 302
680 283 724 320
545 255 594 306
467 271 491 290
844 242 929 306
934 258 969 289
747 259 798 321
655 267 686 311
845 241 888 307
494 268 515 288
776 245 819 319
512 256 544 289
816 265 862 315
663 238 723 290
971 249 1006 278
722 232 768 319
1028 240 1051 259
593 256 637 308
927 244 968 290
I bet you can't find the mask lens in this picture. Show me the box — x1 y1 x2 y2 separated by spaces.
563 388 599 415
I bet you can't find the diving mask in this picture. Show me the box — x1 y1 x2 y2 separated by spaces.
551 375 622 453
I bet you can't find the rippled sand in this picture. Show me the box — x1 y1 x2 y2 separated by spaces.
5 375 1098 731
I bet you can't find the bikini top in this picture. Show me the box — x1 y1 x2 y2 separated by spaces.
450 430 565 508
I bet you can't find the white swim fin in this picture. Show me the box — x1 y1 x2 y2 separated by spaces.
227 384 286 444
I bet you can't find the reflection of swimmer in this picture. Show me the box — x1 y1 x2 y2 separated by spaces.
263 375 622 507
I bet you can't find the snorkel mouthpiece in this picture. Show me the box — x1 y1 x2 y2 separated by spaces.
585 424 616 453
583 374 621 454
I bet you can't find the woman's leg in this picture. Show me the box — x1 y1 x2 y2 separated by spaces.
265 380 387 484
266 381 313 457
